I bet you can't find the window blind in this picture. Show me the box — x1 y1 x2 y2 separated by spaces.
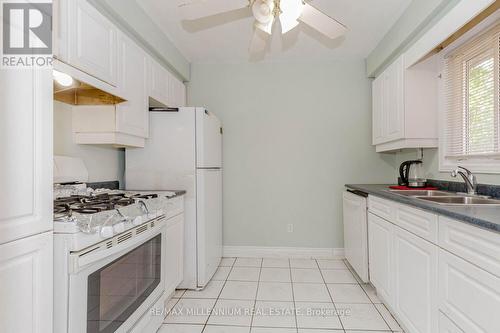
444 24 500 158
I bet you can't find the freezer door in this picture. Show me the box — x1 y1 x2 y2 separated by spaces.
196 108 222 168
196 168 222 287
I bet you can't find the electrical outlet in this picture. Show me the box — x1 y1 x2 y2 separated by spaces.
287 224 293 233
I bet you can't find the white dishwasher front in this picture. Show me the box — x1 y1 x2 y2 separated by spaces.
343 189 369 283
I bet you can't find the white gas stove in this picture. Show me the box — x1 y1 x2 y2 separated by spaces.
53 157 185 333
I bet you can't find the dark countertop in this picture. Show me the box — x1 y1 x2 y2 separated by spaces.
346 184 500 234
172 190 186 197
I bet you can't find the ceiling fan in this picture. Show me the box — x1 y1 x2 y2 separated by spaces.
178 0 347 54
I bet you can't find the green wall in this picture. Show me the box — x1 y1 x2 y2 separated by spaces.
188 60 397 248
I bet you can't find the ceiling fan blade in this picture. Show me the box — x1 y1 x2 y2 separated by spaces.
179 0 249 20
249 28 269 54
298 3 347 39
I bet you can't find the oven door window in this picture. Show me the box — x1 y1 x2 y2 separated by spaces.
87 234 161 333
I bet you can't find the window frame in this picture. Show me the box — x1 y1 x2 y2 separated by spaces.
439 20 500 174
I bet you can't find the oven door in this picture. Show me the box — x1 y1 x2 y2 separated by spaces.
68 221 166 333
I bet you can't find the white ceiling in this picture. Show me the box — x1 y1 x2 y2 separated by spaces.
136 0 412 63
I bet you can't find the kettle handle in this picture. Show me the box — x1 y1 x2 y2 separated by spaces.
399 162 409 185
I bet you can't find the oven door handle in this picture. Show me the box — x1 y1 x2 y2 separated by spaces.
69 218 166 274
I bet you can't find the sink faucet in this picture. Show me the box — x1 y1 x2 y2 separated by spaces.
451 166 477 195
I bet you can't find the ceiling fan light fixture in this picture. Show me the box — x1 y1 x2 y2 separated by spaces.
252 0 274 24
254 19 273 34
278 0 304 34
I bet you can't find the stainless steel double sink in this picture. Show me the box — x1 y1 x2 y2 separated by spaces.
388 190 500 206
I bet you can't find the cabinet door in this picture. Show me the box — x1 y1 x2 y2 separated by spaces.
165 216 184 296
149 59 169 106
393 226 438 333
343 191 369 282
439 312 464 333
0 67 52 245
67 0 118 86
372 74 385 145
384 56 405 141
368 213 394 308
439 250 500 333
168 74 186 107
0 232 53 333
116 34 149 138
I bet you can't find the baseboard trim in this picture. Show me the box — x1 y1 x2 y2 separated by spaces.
223 246 345 259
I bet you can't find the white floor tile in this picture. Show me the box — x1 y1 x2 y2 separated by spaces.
290 259 318 269
360 283 382 304
212 266 232 281
327 284 371 304
251 328 296 333
337 303 390 331
158 324 204 333
203 325 250 333
293 283 332 302
295 302 343 330
164 298 216 324
220 258 236 267
317 259 348 270
234 258 262 267
375 303 403 332
219 281 258 300
183 281 225 299
262 258 290 268
252 301 296 328
343 331 391 333
292 268 324 283
257 282 293 302
207 299 254 326
260 268 291 282
321 269 358 284
299 328 344 333
228 267 261 281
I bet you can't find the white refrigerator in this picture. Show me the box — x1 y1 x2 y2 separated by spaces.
126 107 222 289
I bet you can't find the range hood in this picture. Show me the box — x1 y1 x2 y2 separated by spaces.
54 80 126 105
53 60 127 106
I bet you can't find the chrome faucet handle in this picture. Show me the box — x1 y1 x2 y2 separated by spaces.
451 166 477 195
458 166 473 176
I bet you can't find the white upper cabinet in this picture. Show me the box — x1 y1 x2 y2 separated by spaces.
372 54 438 152
58 0 118 86
166 70 187 108
0 67 53 244
149 59 169 107
116 34 149 138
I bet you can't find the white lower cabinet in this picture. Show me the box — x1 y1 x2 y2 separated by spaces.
439 249 500 333
165 214 185 296
0 232 53 333
439 312 464 333
368 196 500 333
393 226 438 333
368 212 395 308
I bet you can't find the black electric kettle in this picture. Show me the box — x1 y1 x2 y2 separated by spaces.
399 160 427 188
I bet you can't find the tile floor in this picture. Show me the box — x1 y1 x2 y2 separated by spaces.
158 257 404 333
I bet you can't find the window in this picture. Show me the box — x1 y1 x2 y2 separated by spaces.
443 24 500 164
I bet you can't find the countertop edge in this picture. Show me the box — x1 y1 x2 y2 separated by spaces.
346 184 500 234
